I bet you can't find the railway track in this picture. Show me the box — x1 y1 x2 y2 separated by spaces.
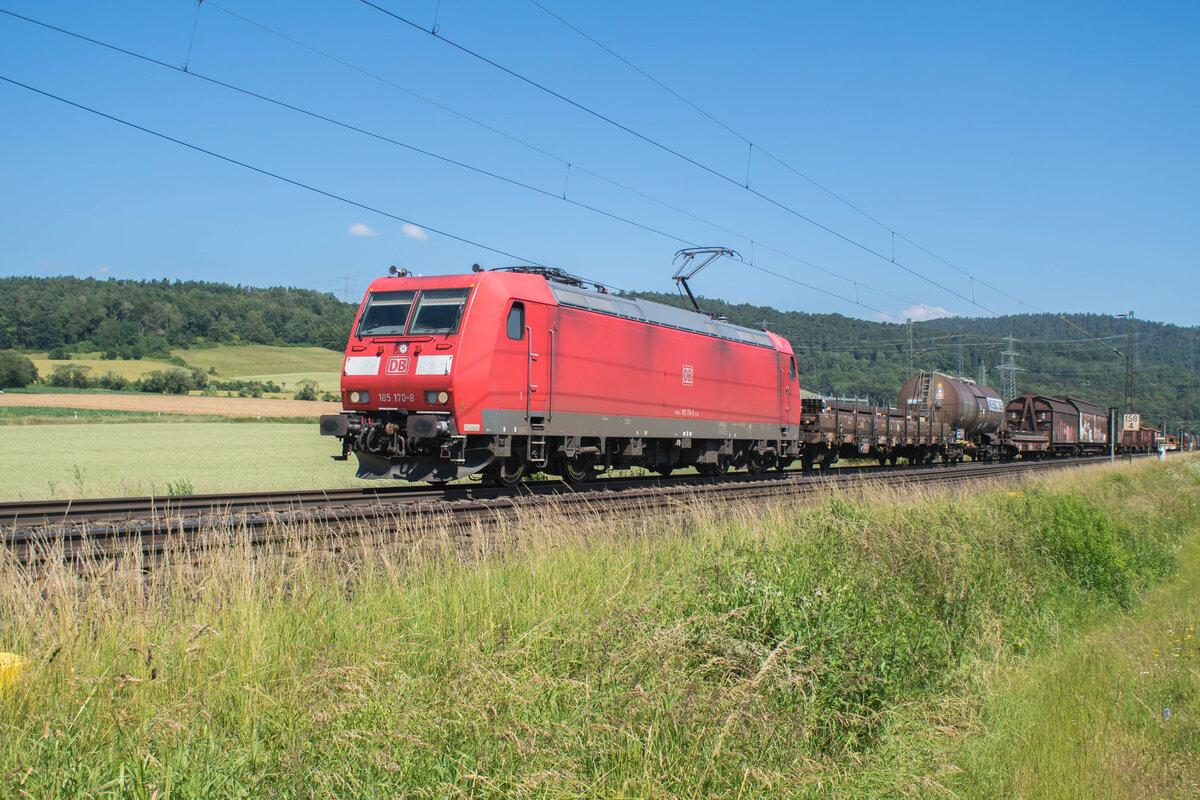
0 455 1142 565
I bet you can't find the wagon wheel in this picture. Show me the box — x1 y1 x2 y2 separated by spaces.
482 457 526 488
559 456 596 485
654 465 674 478
698 458 729 477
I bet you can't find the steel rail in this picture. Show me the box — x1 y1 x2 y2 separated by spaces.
1 456 1144 566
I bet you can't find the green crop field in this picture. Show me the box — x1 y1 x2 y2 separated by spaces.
1 458 1197 797
0 422 362 499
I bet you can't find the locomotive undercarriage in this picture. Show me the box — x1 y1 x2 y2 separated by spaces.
321 410 798 485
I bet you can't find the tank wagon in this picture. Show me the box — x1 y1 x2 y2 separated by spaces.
320 266 802 485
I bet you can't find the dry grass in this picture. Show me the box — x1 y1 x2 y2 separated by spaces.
0 458 1196 798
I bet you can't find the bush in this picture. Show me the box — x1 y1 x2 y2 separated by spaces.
96 371 130 391
48 363 91 389
294 379 319 401
140 367 196 395
0 350 38 387
47 346 71 360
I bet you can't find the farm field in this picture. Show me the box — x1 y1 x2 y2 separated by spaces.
0 391 338 420
0 422 359 499
25 344 343 394
0 458 1196 796
28 353 179 381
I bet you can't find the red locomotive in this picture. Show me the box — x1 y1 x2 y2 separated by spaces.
320 266 801 485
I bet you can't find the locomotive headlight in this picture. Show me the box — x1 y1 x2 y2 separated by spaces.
437 391 449 404
350 391 369 404
425 390 438 404
399 343 409 354
350 391 361 404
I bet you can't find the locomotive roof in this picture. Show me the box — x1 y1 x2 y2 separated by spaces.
545 281 778 350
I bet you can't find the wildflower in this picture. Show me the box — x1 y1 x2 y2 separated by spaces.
1163 708 1171 722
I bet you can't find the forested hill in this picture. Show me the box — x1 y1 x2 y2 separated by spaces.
630 291 1197 435
0 276 1193 432
0 276 355 355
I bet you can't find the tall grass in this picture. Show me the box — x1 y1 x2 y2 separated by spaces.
1 458 1197 798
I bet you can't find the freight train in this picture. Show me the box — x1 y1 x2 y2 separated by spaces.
320 264 1163 484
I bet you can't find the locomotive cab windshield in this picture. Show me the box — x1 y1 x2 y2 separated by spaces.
356 290 415 338
355 287 471 339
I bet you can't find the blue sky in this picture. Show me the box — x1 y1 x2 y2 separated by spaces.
1 0 1196 327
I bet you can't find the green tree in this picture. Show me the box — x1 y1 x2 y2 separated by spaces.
0 350 38 387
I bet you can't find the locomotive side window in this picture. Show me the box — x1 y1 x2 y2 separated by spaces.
789 356 797 381
408 288 471 335
507 302 525 340
356 290 416 337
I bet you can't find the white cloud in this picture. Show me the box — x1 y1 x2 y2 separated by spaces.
349 222 379 237
899 304 956 322
401 223 427 241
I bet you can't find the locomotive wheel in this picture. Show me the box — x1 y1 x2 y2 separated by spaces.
745 450 765 474
483 457 526 488
560 457 596 484
698 459 729 477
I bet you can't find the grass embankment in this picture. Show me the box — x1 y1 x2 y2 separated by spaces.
1 459 1198 797
0 423 360 500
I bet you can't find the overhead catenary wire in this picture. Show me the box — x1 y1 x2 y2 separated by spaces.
357 0 1007 318
520 1 1134 352
0 7 909 321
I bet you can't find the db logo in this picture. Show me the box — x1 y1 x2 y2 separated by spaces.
385 356 410 375
681 365 694 386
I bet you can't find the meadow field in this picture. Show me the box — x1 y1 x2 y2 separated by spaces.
1 457 1197 797
0 422 359 499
